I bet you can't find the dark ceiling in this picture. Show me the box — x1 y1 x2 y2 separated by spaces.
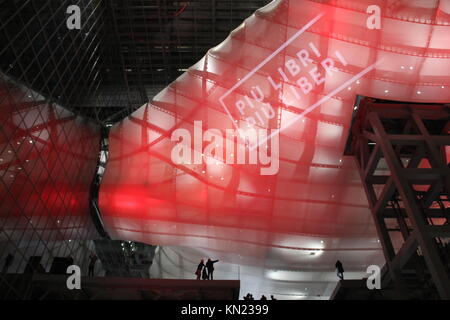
0 0 271 124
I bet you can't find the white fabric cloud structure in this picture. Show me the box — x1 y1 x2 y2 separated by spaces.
99 0 450 298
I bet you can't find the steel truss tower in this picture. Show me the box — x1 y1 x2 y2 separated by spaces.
347 98 450 299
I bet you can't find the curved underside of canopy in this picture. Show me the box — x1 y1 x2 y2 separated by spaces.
99 0 450 298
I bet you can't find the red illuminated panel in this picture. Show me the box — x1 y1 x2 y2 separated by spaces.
99 0 450 260
0 77 100 242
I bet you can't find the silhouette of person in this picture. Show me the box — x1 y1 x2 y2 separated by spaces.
88 252 97 277
195 259 205 280
205 258 219 280
335 260 344 280
270 295 277 300
2 253 14 274
244 293 252 300
260 295 267 300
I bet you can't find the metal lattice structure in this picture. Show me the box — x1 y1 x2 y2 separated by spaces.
0 0 106 121
1 0 271 124
97 0 272 122
347 97 450 299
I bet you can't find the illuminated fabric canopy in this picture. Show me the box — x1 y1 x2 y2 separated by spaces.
99 0 450 290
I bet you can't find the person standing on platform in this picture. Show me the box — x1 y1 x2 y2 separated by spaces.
206 258 219 280
335 260 344 280
88 252 98 277
195 259 205 280
2 253 14 274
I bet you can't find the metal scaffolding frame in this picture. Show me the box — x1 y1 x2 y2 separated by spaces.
347 98 450 299
1 0 271 124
